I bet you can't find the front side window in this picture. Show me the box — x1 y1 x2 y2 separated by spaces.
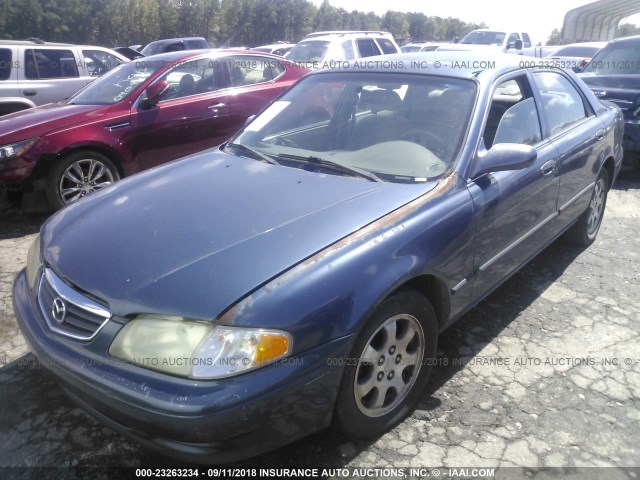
227 72 476 183
157 59 215 100
25 49 79 79
484 77 542 148
532 71 588 136
341 40 355 60
68 59 164 105
0 48 12 81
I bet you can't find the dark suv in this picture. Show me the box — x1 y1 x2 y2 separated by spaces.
140 37 209 56
579 35 640 170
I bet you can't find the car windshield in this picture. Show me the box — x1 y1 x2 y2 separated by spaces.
227 71 476 183
460 31 505 46
552 46 600 57
287 41 329 63
68 59 166 105
582 42 640 74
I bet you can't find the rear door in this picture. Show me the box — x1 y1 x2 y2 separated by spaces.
221 54 292 126
19 46 88 105
531 70 604 232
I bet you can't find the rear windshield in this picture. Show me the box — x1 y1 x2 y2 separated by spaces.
287 41 329 63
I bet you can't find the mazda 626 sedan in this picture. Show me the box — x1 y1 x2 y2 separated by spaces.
13 53 623 463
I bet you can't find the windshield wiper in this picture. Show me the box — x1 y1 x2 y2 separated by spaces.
226 143 280 165
277 154 381 182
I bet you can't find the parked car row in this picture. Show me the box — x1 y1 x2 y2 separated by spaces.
12 50 623 463
0 49 309 208
0 39 128 116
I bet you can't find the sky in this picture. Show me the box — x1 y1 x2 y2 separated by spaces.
310 0 640 45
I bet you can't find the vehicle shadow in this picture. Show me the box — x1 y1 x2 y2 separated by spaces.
612 168 640 191
0 238 588 472
0 213 49 240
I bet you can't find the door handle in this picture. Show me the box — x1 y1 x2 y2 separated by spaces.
540 160 556 176
595 129 604 141
208 103 226 114
23 90 37 96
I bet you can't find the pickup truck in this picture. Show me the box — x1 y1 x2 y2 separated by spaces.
438 29 538 56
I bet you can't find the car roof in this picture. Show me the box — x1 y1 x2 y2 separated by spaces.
145 37 207 46
606 35 640 45
312 51 535 80
555 42 607 49
0 39 117 48
139 48 289 64
304 31 393 39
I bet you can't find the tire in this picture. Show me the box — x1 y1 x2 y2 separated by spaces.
565 168 609 246
46 150 120 209
334 290 438 439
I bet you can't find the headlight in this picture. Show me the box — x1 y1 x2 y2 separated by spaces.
0 138 39 162
109 315 292 379
25 233 41 290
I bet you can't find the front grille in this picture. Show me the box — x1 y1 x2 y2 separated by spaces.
37 268 111 340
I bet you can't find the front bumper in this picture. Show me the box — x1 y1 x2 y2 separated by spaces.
12 269 352 464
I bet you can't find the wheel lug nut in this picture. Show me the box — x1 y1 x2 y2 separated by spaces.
378 356 385 366
377 372 384 381
389 346 396 355
387 371 394 380
396 354 402 364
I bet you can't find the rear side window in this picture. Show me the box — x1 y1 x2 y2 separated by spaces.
0 48 12 80
522 33 532 48
376 38 398 54
356 38 381 58
25 49 79 79
532 71 588 136
227 56 284 86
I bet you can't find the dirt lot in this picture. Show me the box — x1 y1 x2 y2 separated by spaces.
0 173 639 477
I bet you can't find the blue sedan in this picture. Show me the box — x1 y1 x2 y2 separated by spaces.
13 53 624 463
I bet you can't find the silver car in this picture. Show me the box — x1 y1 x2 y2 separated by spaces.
0 39 127 116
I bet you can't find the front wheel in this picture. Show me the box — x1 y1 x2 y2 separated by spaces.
334 291 438 439
46 151 120 209
565 168 609 246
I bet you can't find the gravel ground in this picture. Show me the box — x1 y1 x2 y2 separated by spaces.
0 172 639 478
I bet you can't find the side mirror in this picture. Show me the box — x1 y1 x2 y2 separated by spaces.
244 114 256 126
141 80 169 109
471 143 537 179
514 39 523 49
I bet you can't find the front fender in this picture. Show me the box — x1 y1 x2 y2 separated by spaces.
217 173 475 355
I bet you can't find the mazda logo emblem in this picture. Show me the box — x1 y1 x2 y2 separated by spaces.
52 297 66 324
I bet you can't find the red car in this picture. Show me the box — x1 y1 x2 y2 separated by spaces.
0 50 308 208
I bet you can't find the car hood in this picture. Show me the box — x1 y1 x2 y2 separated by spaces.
0 103 111 142
579 73 640 113
41 150 436 320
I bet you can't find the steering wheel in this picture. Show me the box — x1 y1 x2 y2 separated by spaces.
400 129 448 159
